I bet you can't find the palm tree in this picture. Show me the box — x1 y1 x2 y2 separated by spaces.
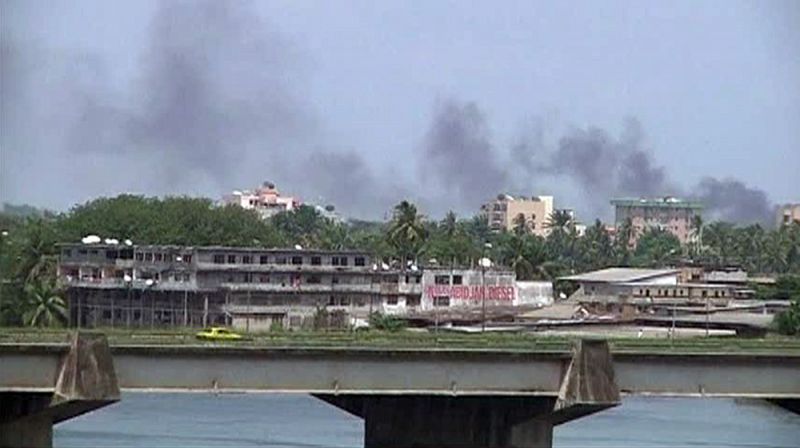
14 218 58 285
387 201 428 262
544 210 573 232
704 222 735 265
512 213 529 236
22 281 67 327
689 215 704 258
440 211 458 238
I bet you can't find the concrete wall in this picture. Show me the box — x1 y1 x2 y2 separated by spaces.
420 268 517 311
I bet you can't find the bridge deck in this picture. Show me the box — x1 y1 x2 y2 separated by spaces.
1 344 799 398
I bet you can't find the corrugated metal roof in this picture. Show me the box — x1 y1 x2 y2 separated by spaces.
560 267 679 283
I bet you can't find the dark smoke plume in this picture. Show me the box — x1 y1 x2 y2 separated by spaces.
1 2 778 224
2 1 404 219
420 100 508 211
70 0 312 181
694 178 774 226
510 116 773 223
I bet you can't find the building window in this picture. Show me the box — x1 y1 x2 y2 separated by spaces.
291 256 303 265
260 255 269 264
227 255 236 264
434 296 450 307
243 273 253 283
452 275 463 285
340 257 349 266
183 274 191 282
276 256 287 265
387 296 398 305
435 275 450 285
354 257 365 266
311 256 321 266
183 255 192 263
332 256 341 266
213 254 225 264
242 255 252 264
155 253 163 262
135 252 143 261
62 249 72 257
332 276 340 284
307 275 321 284
144 253 153 262
407 296 421 307
106 250 118 260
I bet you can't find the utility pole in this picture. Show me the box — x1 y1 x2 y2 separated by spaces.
705 293 710 338
480 242 492 333
246 290 252 333
670 292 677 342
481 261 486 333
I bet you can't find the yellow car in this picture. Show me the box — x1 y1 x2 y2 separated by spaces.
195 327 244 341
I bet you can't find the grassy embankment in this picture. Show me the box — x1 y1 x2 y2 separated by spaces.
1 327 799 354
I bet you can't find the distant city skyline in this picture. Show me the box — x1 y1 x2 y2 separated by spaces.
2 0 798 223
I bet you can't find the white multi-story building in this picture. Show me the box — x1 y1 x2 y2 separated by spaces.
222 182 300 219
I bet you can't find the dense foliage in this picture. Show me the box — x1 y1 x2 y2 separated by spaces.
2 195 800 327
757 275 800 335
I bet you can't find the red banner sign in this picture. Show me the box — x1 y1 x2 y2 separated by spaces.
424 285 515 301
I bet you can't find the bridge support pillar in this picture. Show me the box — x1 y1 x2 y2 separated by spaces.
0 333 119 448
768 399 800 416
318 339 620 448
322 395 557 448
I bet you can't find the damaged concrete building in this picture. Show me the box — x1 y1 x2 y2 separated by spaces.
57 243 537 331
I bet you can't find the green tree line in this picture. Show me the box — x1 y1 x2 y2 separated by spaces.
2 195 800 328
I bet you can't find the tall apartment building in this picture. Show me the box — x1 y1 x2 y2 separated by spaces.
776 203 800 227
57 243 523 331
222 181 300 219
480 194 554 237
611 197 703 245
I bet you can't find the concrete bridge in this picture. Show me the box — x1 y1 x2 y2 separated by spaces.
1 334 799 447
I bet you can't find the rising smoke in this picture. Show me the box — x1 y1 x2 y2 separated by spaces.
0 1 778 225
420 100 509 211
507 115 773 225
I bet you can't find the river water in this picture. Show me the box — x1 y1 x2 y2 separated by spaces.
54 394 799 447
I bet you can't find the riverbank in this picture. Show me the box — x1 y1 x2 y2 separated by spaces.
1 327 799 354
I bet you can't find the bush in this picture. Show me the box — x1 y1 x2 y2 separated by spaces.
368 312 406 332
774 300 800 336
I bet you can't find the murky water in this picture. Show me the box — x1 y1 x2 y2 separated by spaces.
54 393 799 447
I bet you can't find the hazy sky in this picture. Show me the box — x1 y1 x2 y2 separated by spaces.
1 0 798 221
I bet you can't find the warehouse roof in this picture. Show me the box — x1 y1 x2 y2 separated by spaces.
560 267 679 283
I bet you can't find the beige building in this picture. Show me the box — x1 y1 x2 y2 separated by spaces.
611 197 703 245
777 203 800 227
481 194 553 237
